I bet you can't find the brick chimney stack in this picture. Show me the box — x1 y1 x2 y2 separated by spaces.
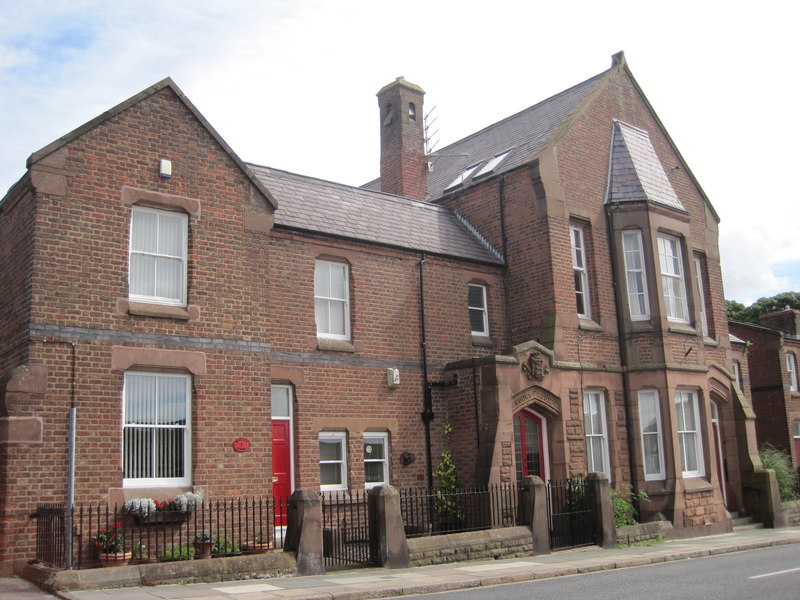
377 77 427 200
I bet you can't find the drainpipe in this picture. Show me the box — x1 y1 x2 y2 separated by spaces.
42 339 77 570
604 205 640 507
472 358 480 448
418 254 435 490
498 175 511 343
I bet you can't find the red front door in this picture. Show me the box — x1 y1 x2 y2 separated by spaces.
513 411 545 481
272 419 292 525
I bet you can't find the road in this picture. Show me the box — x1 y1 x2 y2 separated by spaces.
402 544 800 600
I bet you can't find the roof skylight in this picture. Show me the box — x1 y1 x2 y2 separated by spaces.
445 163 480 191
474 150 511 178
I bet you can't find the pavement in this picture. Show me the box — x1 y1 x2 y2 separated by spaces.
4 526 800 600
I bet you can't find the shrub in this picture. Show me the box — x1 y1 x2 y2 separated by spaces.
213 537 241 556
161 545 195 561
611 483 649 527
759 444 799 501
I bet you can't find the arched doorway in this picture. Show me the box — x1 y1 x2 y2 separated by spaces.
513 410 549 481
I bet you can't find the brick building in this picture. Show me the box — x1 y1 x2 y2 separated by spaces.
0 53 763 575
730 311 800 466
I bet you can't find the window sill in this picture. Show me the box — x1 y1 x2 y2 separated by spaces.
578 318 602 332
119 299 199 321
702 336 718 347
668 322 697 336
682 477 712 492
471 335 493 347
630 320 654 332
317 338 356 353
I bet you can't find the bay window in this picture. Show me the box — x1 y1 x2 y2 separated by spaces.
622 230 650 320
657 235 689 323
638 390 665 480
675 390 704 477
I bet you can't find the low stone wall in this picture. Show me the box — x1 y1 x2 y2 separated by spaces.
407 526 534 566
782 500 800 526
24 550 296 592
615 521 672 546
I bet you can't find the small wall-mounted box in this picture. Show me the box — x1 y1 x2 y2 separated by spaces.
387 368 400 388
159 159 172 179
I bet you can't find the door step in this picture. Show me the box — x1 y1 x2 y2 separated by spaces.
730 513 764 530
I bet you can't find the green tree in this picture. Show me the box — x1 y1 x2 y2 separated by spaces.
726 292 800 324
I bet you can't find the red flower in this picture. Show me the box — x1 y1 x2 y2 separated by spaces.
115 522 121 528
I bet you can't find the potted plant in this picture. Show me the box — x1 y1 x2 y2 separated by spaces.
242 530 271 554
92 522 131 567
194 530 214 559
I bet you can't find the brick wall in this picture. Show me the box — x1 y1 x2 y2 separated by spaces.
729 322 792 453
267 229 507 490
0 181 34 377
0 85 276 574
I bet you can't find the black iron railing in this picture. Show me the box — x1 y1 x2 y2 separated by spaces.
398 484 523 537
33 497 285 569
320 489 373 568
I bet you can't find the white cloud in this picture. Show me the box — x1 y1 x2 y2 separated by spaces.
1 0 799 305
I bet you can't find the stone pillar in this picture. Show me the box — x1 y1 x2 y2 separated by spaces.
587 473 616 548
368 485 409 568
748 469 786 528
284 489 324 575
520 476 550 555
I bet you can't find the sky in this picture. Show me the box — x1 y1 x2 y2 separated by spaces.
1 0 798 306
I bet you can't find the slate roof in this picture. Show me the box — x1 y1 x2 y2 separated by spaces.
248 164 504 265
364 70 609 201
606 120 685 211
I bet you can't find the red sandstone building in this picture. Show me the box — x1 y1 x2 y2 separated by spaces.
730 311 800 466
0 53 766 575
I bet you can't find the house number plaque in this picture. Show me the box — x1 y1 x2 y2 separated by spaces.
232 437 251 452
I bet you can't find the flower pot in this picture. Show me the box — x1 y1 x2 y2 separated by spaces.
98 551 132 567
241 541 271 554
194 540 213 559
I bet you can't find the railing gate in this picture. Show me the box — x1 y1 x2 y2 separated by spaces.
547 478 596 550
320 490 375 568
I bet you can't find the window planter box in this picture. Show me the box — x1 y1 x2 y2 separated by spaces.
133 511 191 526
